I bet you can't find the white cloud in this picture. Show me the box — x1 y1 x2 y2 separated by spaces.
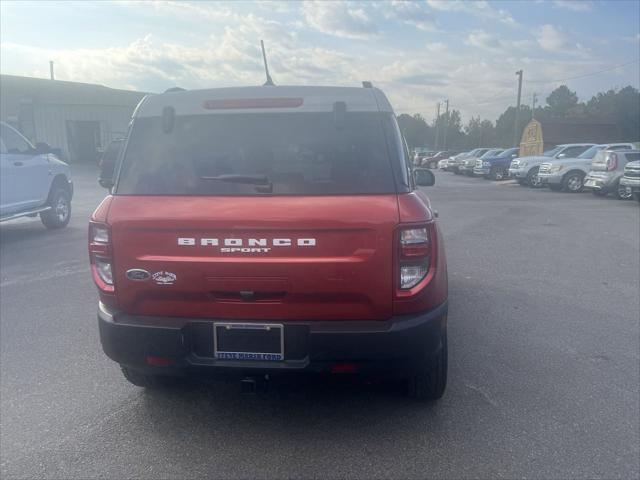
1 1 636 123
466 30 501 50
536 24 568 50
465 30 534 52
426 0 518 27
0 12 361 91
125 0 236 22
301 1 378 39
388 1 437 31
552 1 593 12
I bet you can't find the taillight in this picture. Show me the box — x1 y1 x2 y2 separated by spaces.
399 226 431 290
607 152 618 171
89 222 114 293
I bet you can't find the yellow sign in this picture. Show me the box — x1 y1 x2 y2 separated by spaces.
519 119 543 157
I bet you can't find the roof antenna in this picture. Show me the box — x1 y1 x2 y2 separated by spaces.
261 40 275 86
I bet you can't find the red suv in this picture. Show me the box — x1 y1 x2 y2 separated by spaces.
90 85 448 400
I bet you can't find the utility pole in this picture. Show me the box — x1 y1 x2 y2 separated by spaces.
434 102 441 150
49 60 54 80
442 99 449 150
513 69 523 147
532 92 537 119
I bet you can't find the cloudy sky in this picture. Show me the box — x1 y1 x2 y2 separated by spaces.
1 0 639 121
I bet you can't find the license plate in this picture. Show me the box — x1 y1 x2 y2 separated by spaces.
214 323 284 361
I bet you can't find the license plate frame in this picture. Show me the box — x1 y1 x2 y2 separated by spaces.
213 323 284 362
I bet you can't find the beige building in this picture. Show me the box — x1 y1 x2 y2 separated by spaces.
0 75 145 163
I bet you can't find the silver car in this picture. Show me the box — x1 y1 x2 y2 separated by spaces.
619 160 640 201
537 143 637 193
448 148 490 174
459 149 503 176
508 143 594 187
584 150 640 199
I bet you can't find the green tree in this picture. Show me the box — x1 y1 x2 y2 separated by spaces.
479 119 496 147
435 109 464 149
613 86 640 141
545 85 578 117
464 116 482 147
586 86 640 141
397 113 433 148
494 105 532 147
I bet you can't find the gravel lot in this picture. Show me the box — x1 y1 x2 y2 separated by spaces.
1 167 638 479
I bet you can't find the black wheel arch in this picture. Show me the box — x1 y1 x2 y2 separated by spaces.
46 174 72 204
562 169 586 181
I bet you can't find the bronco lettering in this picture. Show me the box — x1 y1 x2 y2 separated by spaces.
178 237 316 247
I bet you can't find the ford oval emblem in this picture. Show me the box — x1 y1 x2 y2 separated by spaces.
126 269 151 281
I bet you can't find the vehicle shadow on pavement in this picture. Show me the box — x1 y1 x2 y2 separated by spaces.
137 375 445 431
0 222 77 245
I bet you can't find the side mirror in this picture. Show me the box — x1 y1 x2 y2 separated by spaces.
99 177 114 189
414 168 435 187
98 153 118 190
34 142 52 154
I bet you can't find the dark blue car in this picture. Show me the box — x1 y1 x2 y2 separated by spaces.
473 148 519 180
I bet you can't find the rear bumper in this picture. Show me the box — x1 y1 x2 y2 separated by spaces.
584 173 617 191
98 301 448 377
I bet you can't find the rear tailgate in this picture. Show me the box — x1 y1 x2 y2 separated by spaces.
108 195 399 321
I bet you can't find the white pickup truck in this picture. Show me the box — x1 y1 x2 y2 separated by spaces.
0 122 73 228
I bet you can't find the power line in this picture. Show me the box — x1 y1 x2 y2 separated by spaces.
395 59 640 116
527 59 639 84
394 92 515 113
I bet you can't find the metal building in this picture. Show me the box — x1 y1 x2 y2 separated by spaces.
0 74 145 163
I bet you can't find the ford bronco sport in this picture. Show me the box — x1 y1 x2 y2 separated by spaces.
90 85 448 400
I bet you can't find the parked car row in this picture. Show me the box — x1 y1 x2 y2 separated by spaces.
435 142 640 201
413 150 464 169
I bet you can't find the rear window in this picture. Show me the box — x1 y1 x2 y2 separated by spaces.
116 112 397 196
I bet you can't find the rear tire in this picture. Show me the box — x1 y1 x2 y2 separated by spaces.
121 366 180 389
562 172 585 193
40 188 71 229
406 331 447 401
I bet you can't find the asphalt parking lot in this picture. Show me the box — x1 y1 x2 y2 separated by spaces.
1 167 638 479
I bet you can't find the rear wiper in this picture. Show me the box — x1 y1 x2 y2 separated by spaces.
200 174 270 185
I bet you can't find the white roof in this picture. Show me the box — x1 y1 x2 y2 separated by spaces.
557 143 595 147
596 142 637 148
135 85 393 117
